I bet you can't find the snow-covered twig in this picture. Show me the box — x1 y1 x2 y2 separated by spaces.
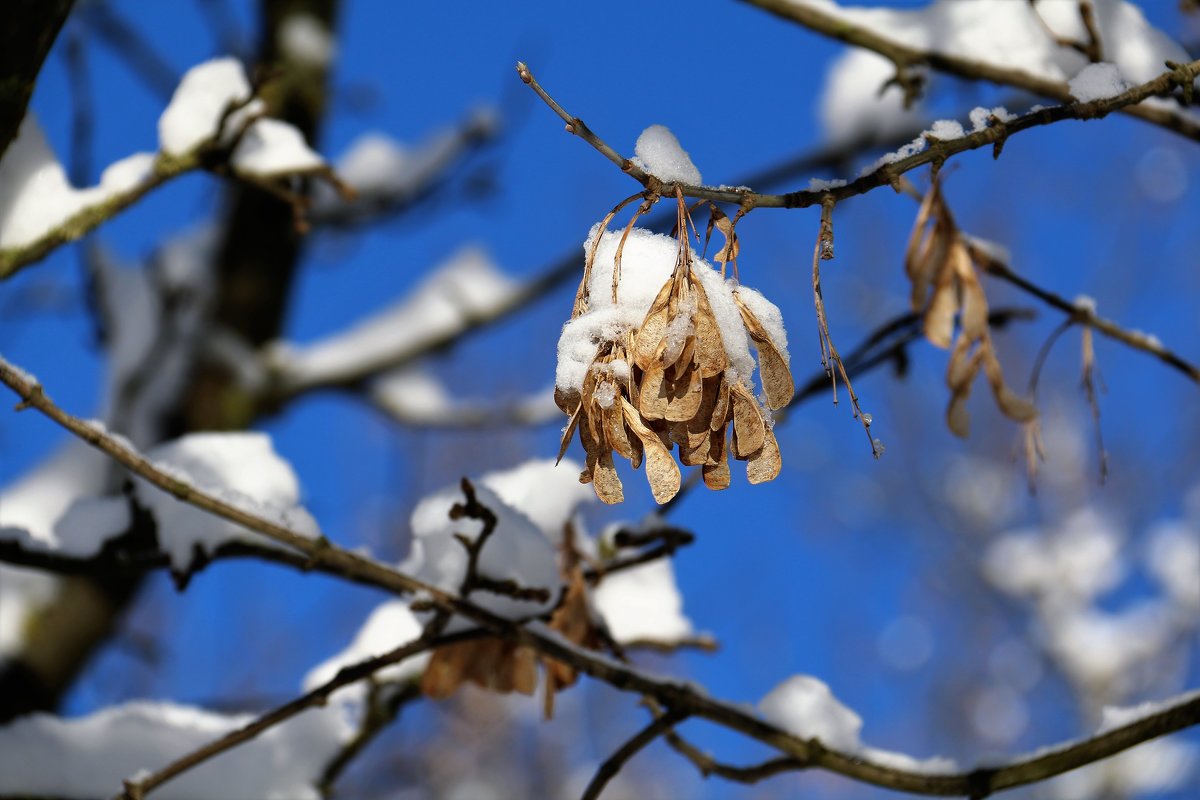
517 58 1200 210
6 353 1200 798
743 0 1200 142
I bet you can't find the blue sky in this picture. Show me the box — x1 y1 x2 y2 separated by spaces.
3 1 1199 796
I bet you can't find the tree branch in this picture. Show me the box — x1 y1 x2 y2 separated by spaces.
3 357 1199 799
118 629 484 800
517 59 1200 210
581 708 688 800
741 0 1199 142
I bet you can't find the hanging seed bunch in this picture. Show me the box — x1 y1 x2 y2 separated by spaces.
905 179 1037 436
555 197 794 505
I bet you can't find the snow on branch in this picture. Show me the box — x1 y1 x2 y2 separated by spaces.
0 57 343 281
3 348 1200 799
516 58 1200 212
261 246 526 398
746 0 1200 143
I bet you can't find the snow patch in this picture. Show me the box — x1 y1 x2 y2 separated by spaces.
631 124 702 185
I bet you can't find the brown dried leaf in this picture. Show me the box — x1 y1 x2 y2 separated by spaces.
711 378 731 431
734 295 794 410
708 204 740 264
556 404 581 465
421 641 473 699
603 402 636 461
633 279 674 370
924 271 958 349
981 348 1038 423
592 449 624 504
703 428 731 490
690 277 729 377
622 398 681 504
747 426 782 484
730 383 765 458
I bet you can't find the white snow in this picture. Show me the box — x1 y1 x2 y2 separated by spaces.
820 48 924 145
0 700 347 800
371 366 457 421
592 559 695 646
303 601 427 693
278 13 336 66
631 124 702 186
268 247 521 392
808 177 848 191
968 106 1016 131
400 459 592 628
1069 62 1130 102
314 114 496 217
758 675 863 752
231 118 325 177
1099 690 1200 734
983 508 1124 603
134 432 320 571
0 442 115 657
1145 522 1200 610
557 225 782 393
0 116 155 250
158 57 256 156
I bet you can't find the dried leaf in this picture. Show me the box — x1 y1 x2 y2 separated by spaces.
690 277 729 377
603 403 636 461
703 428 731 490
734 293 794 410
711 378 731 431
730 383 766 458
556 404 581 465
633 280 674 369
592 449 624 504
622 398 681 504
708 204 740 263
747 426 782 484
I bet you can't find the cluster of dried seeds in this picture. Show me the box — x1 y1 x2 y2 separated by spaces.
906 180 1037 436
555 200 793 505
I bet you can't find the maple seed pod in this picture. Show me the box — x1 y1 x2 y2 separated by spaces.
555 213 794 505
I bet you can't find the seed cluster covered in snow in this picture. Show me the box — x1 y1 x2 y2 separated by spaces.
554 221 793 503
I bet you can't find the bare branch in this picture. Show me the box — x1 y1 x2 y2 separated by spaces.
581 708 688 800
118 630 484 800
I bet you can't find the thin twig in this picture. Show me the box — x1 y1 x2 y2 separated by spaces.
581 709 688 800
811 196 878 457
665 730 804 783
119 630 485 800
970 242 1200 386
517 58 1200 211
318 681 422 796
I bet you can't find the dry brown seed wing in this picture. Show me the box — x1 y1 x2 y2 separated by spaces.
638 365 669 420
746 426 782 484
554 385 580 415
954 243 989 339
711 378 731 431
421 641 474 699
703 427 731 489
556 404 581 465
633 279 675 370
733 292 794 409
622 398 681 504
603 403 637 461
664 364 704 422
730 383 766 458
690 277 729 377
592 449 625 504
981 347 1038 423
